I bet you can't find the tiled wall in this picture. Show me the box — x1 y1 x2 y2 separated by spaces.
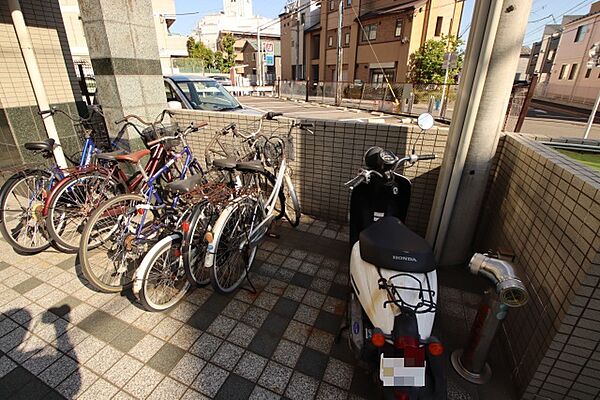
171 110 448 237
0 0 83 168
478 133 600 400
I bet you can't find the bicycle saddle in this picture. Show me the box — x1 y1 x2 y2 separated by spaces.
236 160 265 173
95 150 127 161
114 149 150 163
24 138 55 152
212 158 237 170
164 174 206 194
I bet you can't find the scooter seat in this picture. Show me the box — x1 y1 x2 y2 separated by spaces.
359 216 435 273
213 158 237 170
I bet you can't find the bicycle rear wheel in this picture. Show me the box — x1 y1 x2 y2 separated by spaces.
135 233 190 312
0 170 52 254
208 196 263 294
79 193 154 293
46 172 121 253
182 201 216 287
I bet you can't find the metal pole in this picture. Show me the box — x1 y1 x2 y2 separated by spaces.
514 74 538 132
334 0 344 106
257 28 262 86
440 65 450 116
296 0 301 80
9 0 68 169
584 90 600 139
427 0 533 265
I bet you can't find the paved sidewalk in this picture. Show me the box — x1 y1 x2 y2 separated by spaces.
0 216 512 399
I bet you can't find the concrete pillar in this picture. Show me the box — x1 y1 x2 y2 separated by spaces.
427 0 533 266
78 0 166 141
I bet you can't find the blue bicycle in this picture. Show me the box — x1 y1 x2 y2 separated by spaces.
79 120 206 292
0 106 127 254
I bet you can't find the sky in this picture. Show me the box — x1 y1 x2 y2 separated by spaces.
171 0 597 48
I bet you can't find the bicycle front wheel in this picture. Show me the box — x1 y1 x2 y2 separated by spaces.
79 193 153 293
281 173 301 227
207 196 263 294
135 233 190 312
182 201 216 287
46 172 122 253
0 170 52 254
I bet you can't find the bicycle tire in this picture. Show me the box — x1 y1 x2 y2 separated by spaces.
0 170 52 254
46 172 122 253
79 193 150 293
282 173 301 227
207 196 263 294
182 200 215 287
134 233 190 312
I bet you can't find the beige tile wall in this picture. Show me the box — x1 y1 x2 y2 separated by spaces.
478 133 600 400
170 109 448 237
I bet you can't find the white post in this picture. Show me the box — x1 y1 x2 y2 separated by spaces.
334 0 344 106
584 90 600 139
9 0 68 168
257 28 262 87
440 63 450 116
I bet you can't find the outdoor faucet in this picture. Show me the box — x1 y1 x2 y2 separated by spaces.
469 252 528 307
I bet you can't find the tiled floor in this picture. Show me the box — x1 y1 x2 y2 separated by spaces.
0 216 516 399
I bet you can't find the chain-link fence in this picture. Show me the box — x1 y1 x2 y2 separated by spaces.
278 80 458 120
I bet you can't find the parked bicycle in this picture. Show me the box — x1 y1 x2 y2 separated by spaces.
0 106 124 254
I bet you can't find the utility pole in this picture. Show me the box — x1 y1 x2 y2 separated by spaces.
334 0 343 105
584 43 600 138
257 27 262 86
295 0 302 80
439 0 460 117
426 0 533 266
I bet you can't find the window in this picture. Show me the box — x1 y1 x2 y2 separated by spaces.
435 16 443 36
291 40 295 47
575 25 588 43
329 0 335 11
345 32 350 45
547 49 555 60
164 82 179 103
346 0 351 5
362 24 377 41
559 64 568 80
395 19 403 37
568 63 579 80
586 68 592 78
328 36 333 47
370 68 395 86
300 13 305 24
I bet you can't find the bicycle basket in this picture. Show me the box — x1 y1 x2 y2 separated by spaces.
140 123 179 149
75 113 111 151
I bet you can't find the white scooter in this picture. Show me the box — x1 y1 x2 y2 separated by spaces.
345 113 446 400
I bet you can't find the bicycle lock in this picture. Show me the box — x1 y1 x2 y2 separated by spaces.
451 252 529 384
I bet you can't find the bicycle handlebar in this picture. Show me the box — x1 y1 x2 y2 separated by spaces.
115 109 174 126
38 105 103 123
146 121 205 146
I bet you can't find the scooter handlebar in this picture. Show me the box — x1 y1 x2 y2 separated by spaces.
417 154 436 161
345 174 365 189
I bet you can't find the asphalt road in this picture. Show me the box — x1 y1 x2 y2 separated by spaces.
238 96 416 126
521 99 600 139
238 96 600 140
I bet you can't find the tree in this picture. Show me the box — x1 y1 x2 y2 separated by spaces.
220 33 236 71
186 37 216 70
407 35 464 84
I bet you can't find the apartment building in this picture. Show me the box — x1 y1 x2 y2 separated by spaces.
280 0 463 83
59 0 188 75
544 1 600 104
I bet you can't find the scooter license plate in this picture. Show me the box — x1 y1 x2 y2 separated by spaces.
379 354 426 387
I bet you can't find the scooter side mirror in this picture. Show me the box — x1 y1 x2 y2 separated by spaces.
417 113 434 131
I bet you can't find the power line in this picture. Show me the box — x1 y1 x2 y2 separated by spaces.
523 0 593 44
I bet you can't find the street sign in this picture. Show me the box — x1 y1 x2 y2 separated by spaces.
264 54 275 66
442 52 458 69
263 42 274 53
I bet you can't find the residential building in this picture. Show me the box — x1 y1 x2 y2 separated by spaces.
280 0 464 83
525 16 583 83
241 40 282 84
58 0 188 75
194 0 279 52
515 46 531 81
544 1 600 104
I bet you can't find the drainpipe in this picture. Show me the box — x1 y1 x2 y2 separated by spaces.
9 0 68 169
